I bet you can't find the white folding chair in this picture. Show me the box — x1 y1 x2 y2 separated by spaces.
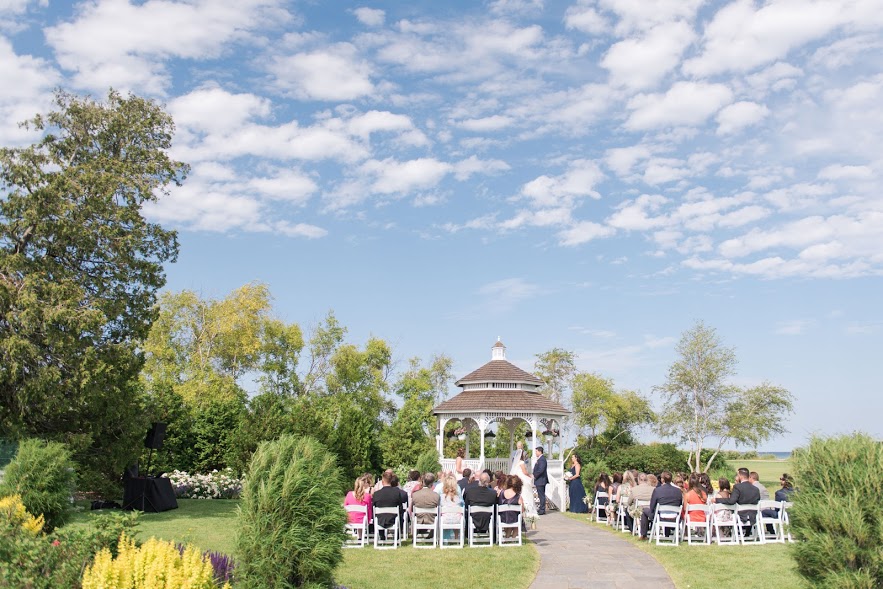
631 500 649 536
372 507 400 549
496 504 522 546
411 506 438 549
782 501 794 542
468 505 495 548
734 504 761 544
344 505 368 548
684 504 712 545
712 504 739 545
592 492 609 523
758 500 785 544
439 505 464 549
616 499 630 532
652 504 681 546
400 506 410 541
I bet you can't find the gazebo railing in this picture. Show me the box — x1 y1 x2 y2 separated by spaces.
440 457 512 474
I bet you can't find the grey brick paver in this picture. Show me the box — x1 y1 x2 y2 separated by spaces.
526 512 675 589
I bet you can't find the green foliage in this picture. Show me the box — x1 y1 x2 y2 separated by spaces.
604 443 688 475
415 449 441 475
534 348 576 403
654 321 794 472
0 90 186 493
236 435 347 589
0 439 77 529
572 373 655 450
580 459 610 489
790 433 883 588
0 503 136 589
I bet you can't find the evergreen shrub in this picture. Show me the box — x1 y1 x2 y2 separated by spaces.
605 443 687 474
0 439 77 529
415 449 441 475
790 433 883 589
236 435 347 589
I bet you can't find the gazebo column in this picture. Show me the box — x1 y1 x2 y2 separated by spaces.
508 419 515 454
530 415 538 465
478 414 486 471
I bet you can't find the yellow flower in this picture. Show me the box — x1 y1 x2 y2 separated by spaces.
0 494 45 535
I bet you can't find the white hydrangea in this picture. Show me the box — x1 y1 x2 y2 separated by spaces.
163 468 243 499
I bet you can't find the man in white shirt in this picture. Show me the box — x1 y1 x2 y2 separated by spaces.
749 471 770 500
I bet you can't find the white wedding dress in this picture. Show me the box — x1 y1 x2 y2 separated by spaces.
511 459 537 519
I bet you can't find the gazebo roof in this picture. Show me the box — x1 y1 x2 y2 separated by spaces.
454 359 544 386
434 388 569 415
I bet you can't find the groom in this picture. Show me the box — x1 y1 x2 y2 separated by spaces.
533 447 548 515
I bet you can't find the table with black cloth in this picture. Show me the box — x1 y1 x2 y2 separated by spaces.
123 476 178 513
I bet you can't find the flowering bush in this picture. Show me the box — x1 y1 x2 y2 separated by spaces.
0 494 44 535
453 427 467 436
82 534 230 589
163 469 242 499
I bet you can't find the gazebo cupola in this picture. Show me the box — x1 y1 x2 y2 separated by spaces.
432 339 570 509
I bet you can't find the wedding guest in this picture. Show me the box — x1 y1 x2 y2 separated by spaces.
647 474 658 488
439 474 464 541
494 471 507 495
699 472 714 497
749 471 770 500
611 472 622 496
458 468 473 494
373 471 403 534
412 473 440 529
715 477 732 500
640 471 682 540
594 473 611 519
465 472 497 536
565 454 588 513
716 468 761 535
498 475 523 538
627 473 654 532
344 474 373 525
684 473 708 523
776 473 796 501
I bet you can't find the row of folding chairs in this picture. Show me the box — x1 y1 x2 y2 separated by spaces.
344 504 523 549
608 499 793 546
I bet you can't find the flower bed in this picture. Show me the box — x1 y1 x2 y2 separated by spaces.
163 469 242 500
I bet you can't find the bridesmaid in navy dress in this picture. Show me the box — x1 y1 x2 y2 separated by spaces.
566 454 588 513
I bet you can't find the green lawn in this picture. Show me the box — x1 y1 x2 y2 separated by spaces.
736 459 793 488
564 513 803 589
68 499 539 589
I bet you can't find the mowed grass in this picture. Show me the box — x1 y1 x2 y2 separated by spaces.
735 458 793 488
565 509 803 589
68 499 539 589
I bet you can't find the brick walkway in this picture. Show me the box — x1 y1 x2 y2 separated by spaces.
526 512 675 589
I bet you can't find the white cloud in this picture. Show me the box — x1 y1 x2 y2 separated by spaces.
607 194 668 230
0 38 59 144
598 0 704 35
477 277 542 311
45 0 289 93
247 170 318 204
353 7 384 26
169 86 271 134
564 3 607 34
602 21 695 90
683 0 846 76
270 43 375 101
817 164 874 181
360 157 452 194
457 115 514 132
452 155 510 180
774 319 816 335
716 101 770 135
626 82 733 130
557 221 616 246
520 159 605 208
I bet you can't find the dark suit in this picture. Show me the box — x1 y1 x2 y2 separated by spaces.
640 483 683 538
717 480 761 533
533 454 548 515
465 486 497 534
372 485 402 531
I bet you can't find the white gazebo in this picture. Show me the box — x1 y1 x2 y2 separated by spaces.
432 339 571 510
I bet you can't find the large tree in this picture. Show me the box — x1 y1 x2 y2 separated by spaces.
534 347 576 404
571 372 655 451
0 90 187 491
654 321 794 472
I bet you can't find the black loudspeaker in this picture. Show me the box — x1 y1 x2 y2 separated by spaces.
145 422 167 450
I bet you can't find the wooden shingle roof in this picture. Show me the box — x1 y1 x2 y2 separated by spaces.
454 359 544 386
434 388 569 414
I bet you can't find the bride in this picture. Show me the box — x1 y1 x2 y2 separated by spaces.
510 449 537 520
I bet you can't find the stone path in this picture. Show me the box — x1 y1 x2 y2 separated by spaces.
526 512 675 589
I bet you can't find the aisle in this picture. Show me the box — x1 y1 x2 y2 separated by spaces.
527 512 675 588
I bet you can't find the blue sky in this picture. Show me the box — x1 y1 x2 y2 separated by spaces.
2 0 881 450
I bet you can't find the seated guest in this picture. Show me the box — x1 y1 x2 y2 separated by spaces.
465 472 498 535
749 471 770 500
684 473 708 523
776 473 796 501
715 477 732 500
373 469 393 492
716 468 761 534
494 471 507 496
699 472 714 497
594 472 611 518
403 470 421 495
457 468 473 494
372 471 403 535
390 474 409 533
640 471 683 540
646 473 658 488
440 474 464 541
626 473 654 532
498 475 523 538
412 473 440 533
344 474 373 525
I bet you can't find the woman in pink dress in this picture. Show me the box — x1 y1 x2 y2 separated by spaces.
344 474 373 524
